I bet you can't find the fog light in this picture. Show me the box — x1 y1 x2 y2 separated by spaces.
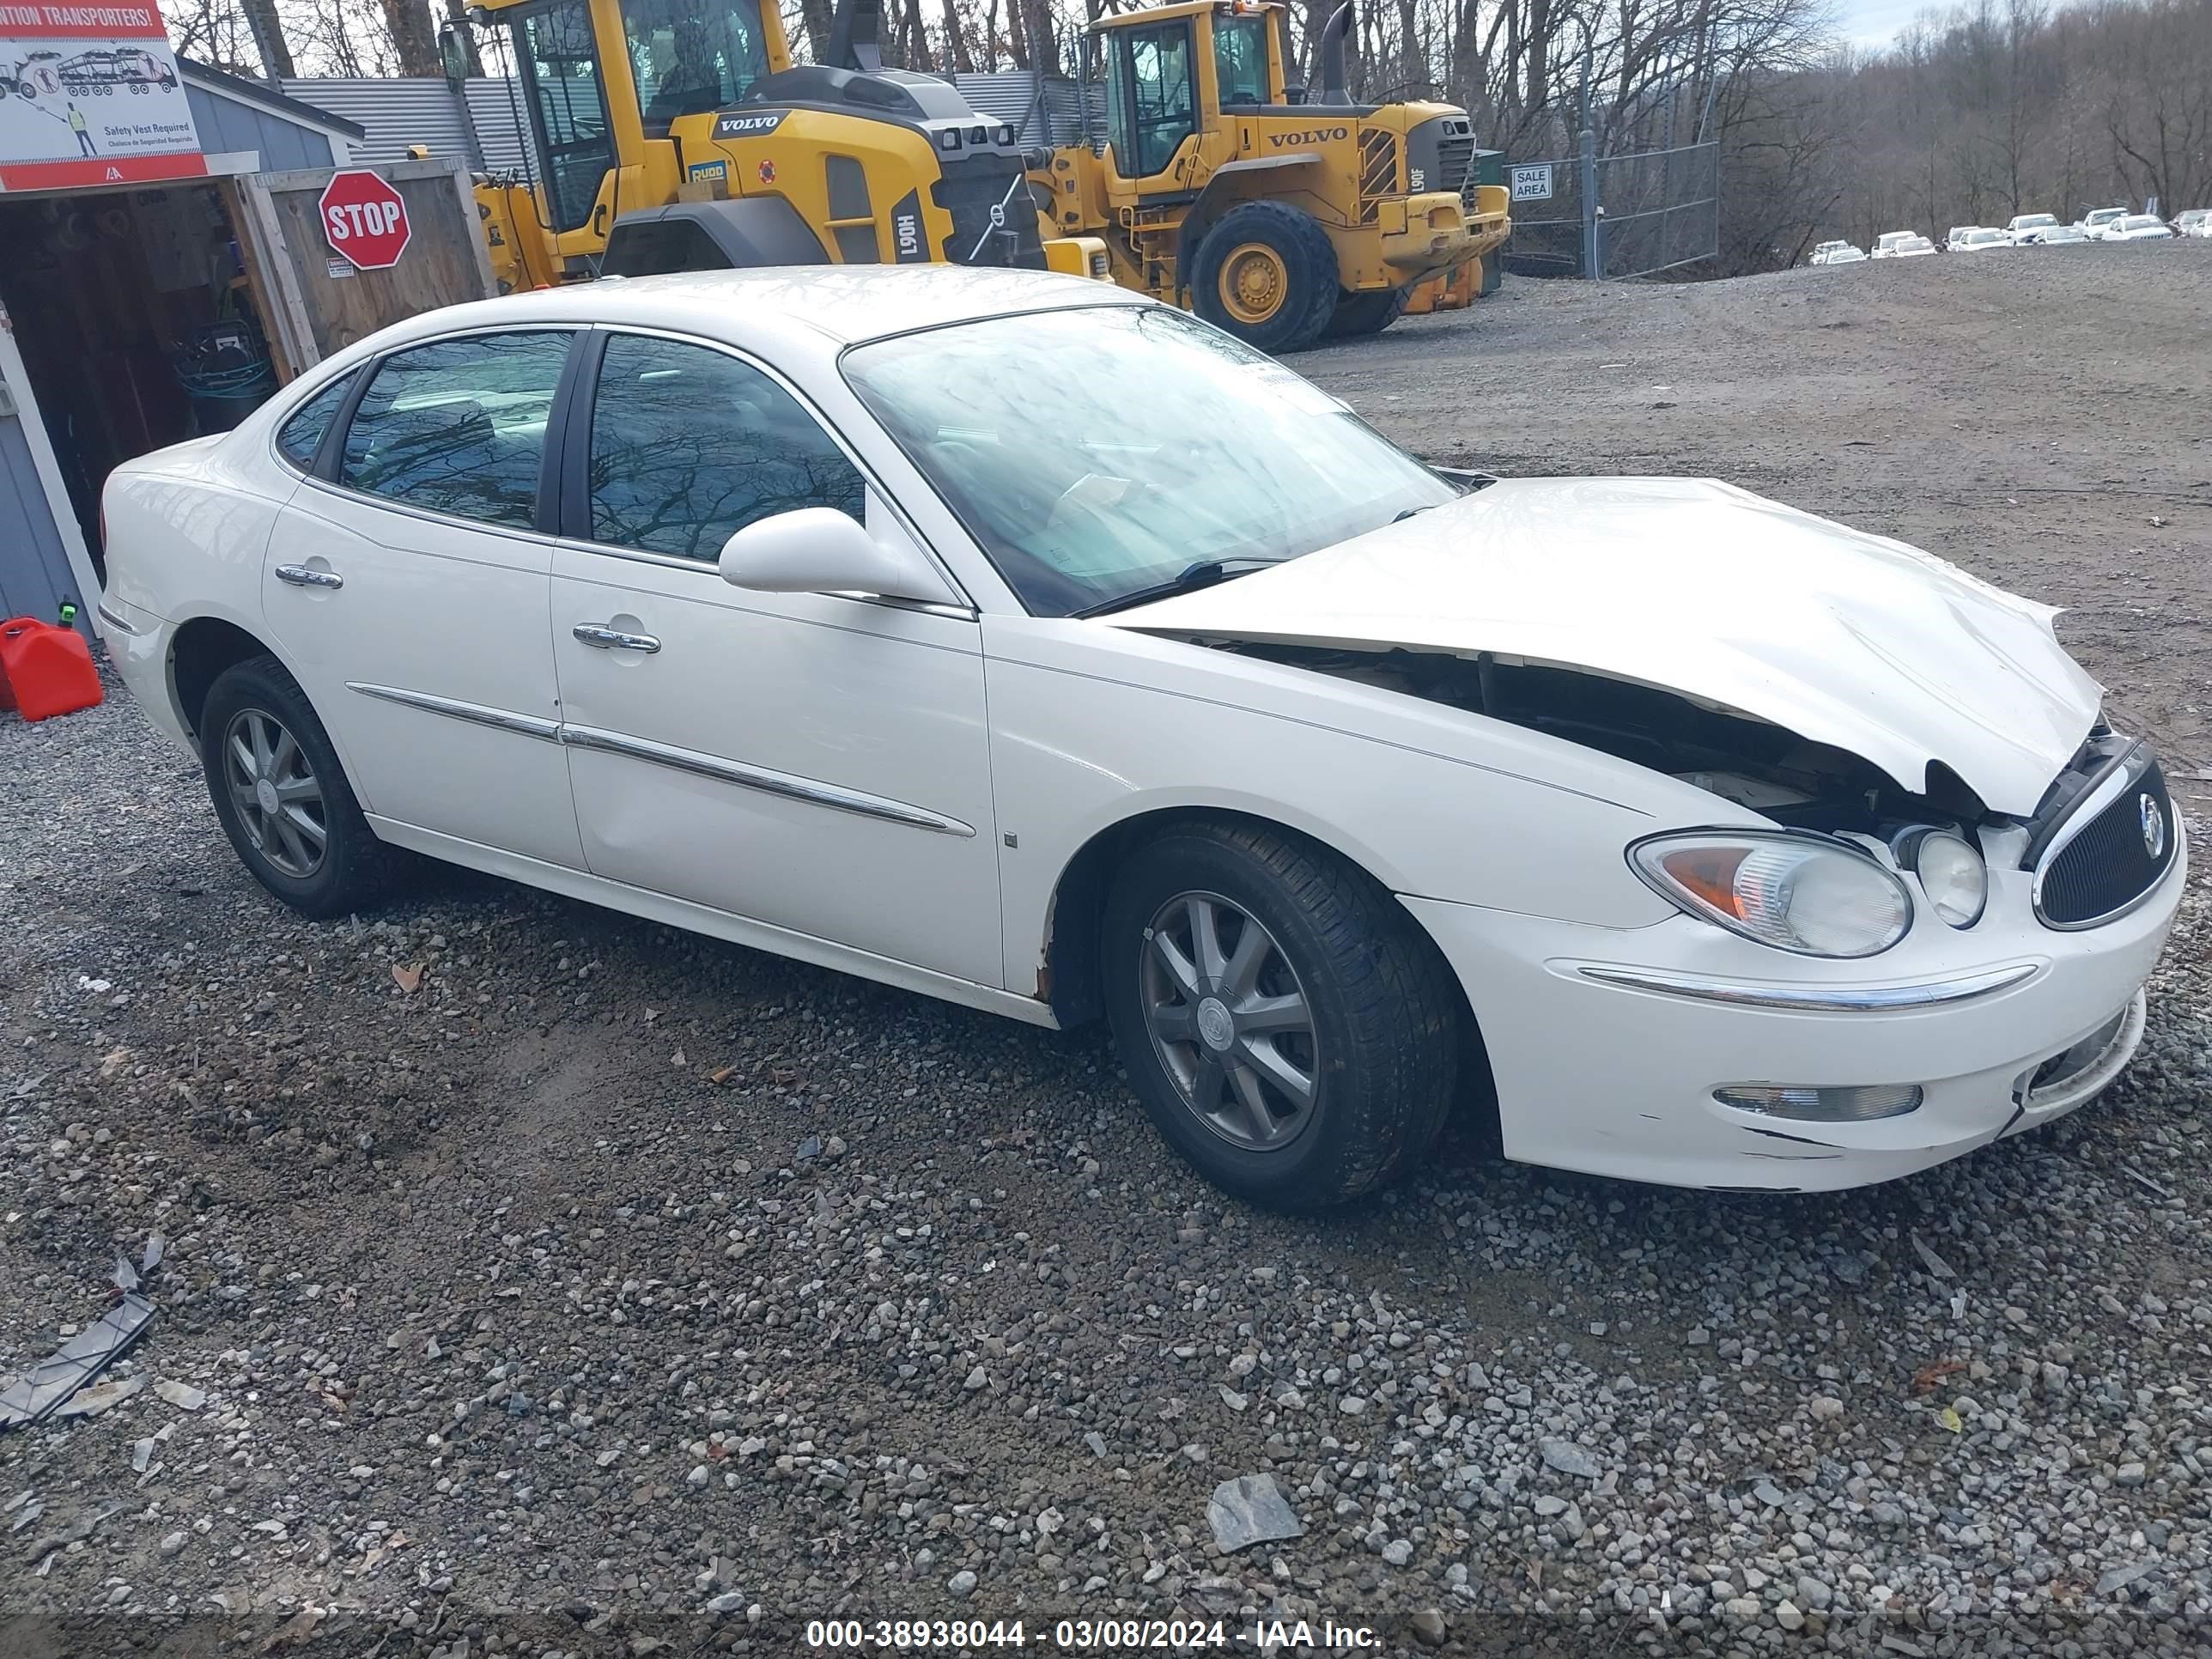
1713 1083 1923 1121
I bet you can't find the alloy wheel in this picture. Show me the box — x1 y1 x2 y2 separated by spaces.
1139 890 1321 1150
222 708 328 878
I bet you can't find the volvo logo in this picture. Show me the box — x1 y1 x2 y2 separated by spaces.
2140 793 2166 858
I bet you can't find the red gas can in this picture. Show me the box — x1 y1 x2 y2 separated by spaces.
0 617 104 722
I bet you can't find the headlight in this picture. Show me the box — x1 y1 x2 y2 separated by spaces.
1630 831 1912 957
1899 828 1986 927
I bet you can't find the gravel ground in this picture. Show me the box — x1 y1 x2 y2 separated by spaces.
4 249 2212 1657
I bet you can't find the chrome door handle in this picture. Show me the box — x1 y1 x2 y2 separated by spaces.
572 623 661 653
275 564 343 590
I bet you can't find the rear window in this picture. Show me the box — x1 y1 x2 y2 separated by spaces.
276 371 357 471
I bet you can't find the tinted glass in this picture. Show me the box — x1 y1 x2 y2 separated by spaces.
521 0 614 232
276 370 356 470
843 305 1455 617
587 334 865 560
340 332 573 530
1119 22 1194 177
622 0 769 134
1213 15 1267 106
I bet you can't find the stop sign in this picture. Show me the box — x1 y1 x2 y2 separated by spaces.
319 171 411 271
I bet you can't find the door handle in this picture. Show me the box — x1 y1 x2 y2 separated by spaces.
275 564 343 590
573 623 660 653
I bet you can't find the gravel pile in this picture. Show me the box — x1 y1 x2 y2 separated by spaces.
5 255 2212 1655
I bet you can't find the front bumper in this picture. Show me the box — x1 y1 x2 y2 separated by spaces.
1380 191 1485 278
1402 830 2185 1190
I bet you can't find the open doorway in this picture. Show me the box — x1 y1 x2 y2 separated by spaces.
0 179 276 579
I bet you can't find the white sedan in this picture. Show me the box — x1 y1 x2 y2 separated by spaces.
1955 228 2012 252
2004 213 2062 244
97 270 2184 1207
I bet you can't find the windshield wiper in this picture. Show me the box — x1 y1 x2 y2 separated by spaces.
1073 557 1285 619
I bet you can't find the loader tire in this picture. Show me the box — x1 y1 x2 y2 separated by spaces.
1191 202 1340 355
1324 285 1407 338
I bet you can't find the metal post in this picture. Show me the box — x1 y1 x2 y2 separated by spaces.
1579 125 1599 278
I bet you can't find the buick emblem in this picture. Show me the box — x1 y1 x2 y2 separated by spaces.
2140 793 2166 859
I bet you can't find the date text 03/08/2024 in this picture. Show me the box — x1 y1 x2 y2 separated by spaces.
804 1619 1385 1650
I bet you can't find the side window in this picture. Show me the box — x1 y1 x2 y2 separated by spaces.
275 370 356 471
586 334 866 561
339 331 573 530
1212 16 1267 107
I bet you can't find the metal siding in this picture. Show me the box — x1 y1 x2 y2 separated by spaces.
185 82 343 166
952 73 1098 148
0 415 73 623
283 79 530 173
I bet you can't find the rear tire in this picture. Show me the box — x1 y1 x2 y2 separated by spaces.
1325 286 1407 338
199 655 398 920
1191 202 1340 356
1102 817 1462 1210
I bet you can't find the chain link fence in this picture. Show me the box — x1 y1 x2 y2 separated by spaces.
1500 136 1719 280
1595 140 1719 278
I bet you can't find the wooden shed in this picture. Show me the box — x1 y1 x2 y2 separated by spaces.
0 54 495 633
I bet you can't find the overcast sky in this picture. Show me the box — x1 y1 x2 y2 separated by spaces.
1832 0 1936 47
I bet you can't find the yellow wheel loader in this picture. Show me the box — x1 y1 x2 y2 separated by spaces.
466 0 1107 290
1026 0 1510 351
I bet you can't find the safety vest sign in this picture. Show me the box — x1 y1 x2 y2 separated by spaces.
0 1 204 192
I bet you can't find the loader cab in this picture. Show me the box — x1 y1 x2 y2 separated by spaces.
1100 1 1288 192
501 0 791 235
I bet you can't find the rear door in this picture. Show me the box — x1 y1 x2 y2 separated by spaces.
262 328 587 869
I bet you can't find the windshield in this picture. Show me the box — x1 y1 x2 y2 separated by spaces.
842 306 1456 617
2014 215 2056 228
2088 209 2123 222
2118 216 2162 230
1968 230 2003 244
622 0 769 134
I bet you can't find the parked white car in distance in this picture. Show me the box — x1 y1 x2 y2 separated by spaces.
1872 231 1918 257
2005 213 2062 244
1887 235 1938 257
1820 244 1869 264
2177 209 2211 238
94 268 2185 1206
2105 214 2174 241
1945 225 1980 250
1956 228 2011 252
2079 207 2130 239
2031 224 2091 246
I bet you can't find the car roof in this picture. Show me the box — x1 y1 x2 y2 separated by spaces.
347 267 1149 356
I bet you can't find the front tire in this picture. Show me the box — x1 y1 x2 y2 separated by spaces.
199 655 397 919
1190 202 1341 356
1102 818 1462 1210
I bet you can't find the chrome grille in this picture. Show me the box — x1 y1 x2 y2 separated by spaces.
2033 749 2176 928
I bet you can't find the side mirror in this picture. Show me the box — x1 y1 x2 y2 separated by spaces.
717 507 959 607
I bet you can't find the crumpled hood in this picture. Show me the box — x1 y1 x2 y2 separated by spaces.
1103 477 2100 816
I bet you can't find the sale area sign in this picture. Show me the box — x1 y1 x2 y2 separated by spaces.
0 2 204 191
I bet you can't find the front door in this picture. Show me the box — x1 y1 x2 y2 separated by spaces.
547 329 1004 987
262 328 585 870
1106 18 1200 191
